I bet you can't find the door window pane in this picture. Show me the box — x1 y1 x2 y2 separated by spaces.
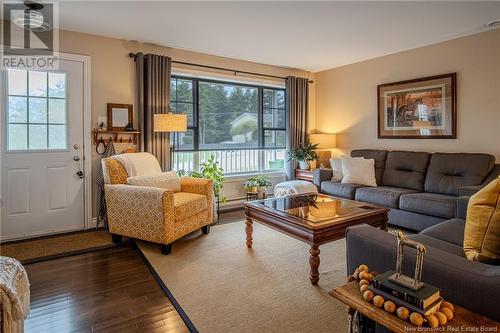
29 98 48 123
48 99 66 124
7 69 68 151
171 102 194 127
29 125 48 149
171 129 194 151
48 72 66 98
8 124 27 150
8 69 27 95
8 96 27 122
29 71 47 97
264 89 285 108
49 125 67 149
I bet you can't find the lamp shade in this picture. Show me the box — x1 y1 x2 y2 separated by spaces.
309 133 336 149
154 113 187 132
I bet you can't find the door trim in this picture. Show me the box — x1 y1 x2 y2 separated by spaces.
0 51 92 239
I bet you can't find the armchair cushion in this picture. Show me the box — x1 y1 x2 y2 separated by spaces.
114 152 162 178
128 171 181 192
173 192 208 221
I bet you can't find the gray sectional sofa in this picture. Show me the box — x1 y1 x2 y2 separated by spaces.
312 149 500 322
313 149 499 231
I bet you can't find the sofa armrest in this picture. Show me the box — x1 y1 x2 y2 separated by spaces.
346 225 500 322
313 169 332 187
456 196 470 219
180 177 214 221
458 185 482 197
105 184 175 244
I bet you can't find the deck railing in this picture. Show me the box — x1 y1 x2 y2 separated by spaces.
173 149 286 174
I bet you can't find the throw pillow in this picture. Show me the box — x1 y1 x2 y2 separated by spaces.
329 158 343 181
341 157 377 187
127 171 181 192
463 176 500 264
104 158 128 184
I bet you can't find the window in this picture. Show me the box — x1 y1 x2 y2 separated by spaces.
170 76 286 174
6 69 67 150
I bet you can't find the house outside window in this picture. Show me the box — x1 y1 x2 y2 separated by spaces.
170 76 286 175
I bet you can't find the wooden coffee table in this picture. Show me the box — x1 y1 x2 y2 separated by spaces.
244 193 389 285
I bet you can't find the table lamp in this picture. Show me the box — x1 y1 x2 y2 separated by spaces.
309 133 336 169
154 113 188 170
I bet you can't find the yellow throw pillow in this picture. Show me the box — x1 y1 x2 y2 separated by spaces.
105 158 128 184
463 176 500 264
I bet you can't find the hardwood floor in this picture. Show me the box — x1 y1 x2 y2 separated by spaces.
24 245 189 333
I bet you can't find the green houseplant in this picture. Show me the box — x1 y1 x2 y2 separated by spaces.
287 139 319 170
244 175 272 199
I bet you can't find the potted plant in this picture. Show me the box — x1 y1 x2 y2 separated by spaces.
177 155 225 222
244 175 272 199
287 139 319 170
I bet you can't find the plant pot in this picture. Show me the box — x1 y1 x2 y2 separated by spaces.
298 160 310 170
257 186 267 199
246 186 258 194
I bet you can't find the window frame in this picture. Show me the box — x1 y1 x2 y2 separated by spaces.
170 75 287 152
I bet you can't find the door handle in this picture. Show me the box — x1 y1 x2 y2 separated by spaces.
73 156 80 161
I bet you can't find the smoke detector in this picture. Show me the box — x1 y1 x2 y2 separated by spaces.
11 1 51 32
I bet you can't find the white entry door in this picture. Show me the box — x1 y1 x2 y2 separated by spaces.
1 57 88 241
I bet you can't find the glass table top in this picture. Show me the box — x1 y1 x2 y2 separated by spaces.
253 193 381 227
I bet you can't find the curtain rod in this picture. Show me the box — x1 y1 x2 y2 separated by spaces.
128 52 313 83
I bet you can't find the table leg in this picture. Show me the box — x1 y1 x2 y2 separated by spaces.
309 244 320 285
245 218 253 249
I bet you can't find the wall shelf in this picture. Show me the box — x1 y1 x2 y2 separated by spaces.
92 130 140 145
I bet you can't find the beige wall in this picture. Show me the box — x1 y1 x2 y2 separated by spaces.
56 29 315 217
315 29 500 160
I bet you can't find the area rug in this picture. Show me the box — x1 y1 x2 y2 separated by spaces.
0 229 116 264
138 221 349 333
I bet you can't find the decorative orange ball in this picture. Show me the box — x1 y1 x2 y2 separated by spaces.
383 301 396 313
358 264 369 272
409 312 424 326
359 279 369 287
373 295 384 308
435 311 447 325
441 301 455 313
426 314 439 328
397 307 410 320
359 271 372 282
360 284 369 294
441 307 454 320
363 290 374 302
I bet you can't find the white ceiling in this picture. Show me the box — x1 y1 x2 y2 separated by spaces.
58 1 500 72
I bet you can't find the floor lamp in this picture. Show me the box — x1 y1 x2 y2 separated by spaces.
153 113 188 170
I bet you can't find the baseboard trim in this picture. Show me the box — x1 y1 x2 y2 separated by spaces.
136 243 199 333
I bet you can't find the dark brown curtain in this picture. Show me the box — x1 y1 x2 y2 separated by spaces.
135 53 172 170
286 76 309 179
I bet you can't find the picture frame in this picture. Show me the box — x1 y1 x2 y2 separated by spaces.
107 103 133 131
377 73 456 139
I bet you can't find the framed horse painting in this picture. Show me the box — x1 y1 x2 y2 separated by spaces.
377 73 456 139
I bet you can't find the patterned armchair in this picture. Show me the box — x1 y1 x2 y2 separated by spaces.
102 153 213 254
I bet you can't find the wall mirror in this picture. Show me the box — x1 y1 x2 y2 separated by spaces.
107 103 133 131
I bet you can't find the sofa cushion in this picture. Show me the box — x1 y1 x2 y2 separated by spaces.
341 157 377 187
351 149 388 185
382 151 430 191
464 176 500 264
173 192 208 221
420 218 465 247
320 181 361 199
355 186 418 209
425 153 495 195
408 234 465 257
399 193 457 219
